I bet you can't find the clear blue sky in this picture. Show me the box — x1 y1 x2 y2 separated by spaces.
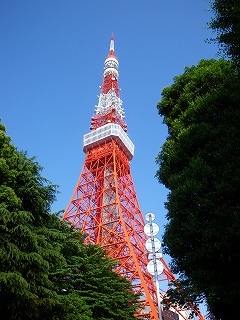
1 1 218 239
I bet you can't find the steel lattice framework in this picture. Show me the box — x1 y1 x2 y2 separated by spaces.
62 36 205 320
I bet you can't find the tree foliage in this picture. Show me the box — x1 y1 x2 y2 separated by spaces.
0 121 140 320
209 0 240 70
48 216 140 320
156 59 240 319
0 122 62 319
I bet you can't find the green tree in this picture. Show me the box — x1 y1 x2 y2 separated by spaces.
0 121 140 319
209 0 240 70
155 59 240 319
0 121 64 319
48 215 140 320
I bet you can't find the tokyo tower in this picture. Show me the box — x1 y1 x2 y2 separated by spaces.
62 36 205 320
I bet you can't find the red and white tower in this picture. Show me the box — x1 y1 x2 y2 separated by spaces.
62 36 205 320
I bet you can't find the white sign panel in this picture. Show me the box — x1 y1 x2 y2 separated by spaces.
145 238 161 252
145 212 155 222
147 260 164 275
144 223 159 236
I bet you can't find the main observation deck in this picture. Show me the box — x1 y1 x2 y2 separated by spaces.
83 123 134 160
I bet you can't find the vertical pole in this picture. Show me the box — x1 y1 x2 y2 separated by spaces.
149 214 162 320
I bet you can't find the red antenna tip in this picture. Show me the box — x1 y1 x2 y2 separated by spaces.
109 33 115 56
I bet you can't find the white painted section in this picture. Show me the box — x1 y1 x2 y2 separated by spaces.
83 123 134 160
94 89 124 119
